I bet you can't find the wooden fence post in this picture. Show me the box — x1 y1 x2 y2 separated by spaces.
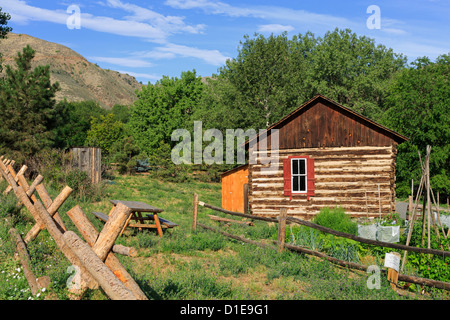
385 252 401 290
277 208 288 253
192 193 198 231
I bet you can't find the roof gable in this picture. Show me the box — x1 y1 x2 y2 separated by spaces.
246 94 408 149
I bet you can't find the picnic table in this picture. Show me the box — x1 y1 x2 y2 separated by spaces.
92 200 178 237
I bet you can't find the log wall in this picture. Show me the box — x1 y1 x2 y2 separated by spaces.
248 145 397 219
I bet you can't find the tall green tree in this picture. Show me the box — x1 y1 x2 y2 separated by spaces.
52 100 108 150
196 29 406 132
128 70 204 156
85 113 125 156
0 45 60 163
0 7 12 39
0 7 12 73
382 54 450 198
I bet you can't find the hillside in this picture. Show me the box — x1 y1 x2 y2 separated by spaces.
0 33 143 109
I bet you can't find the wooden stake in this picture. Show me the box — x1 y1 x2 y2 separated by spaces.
9 228 40 296
277 208 288 253
378 184 381 219
192 193 198 231
365 191 369 219
408 195 413 221
386 252 401 291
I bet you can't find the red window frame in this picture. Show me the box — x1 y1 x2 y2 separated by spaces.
283 155 315 200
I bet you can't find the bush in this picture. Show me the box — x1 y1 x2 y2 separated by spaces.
313 207 357 235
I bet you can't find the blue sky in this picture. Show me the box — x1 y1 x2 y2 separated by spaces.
2 0 449 84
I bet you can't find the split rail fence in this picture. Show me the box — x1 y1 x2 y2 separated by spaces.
0 155 147 300
192 193 450 293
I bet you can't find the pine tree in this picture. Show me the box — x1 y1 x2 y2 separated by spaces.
0 45 60 163
0 7 12 73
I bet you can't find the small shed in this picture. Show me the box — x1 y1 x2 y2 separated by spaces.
71 147 102 184
221 164 249 213
226 94 408 220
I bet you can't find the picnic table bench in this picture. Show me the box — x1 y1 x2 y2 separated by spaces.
92 200 178 237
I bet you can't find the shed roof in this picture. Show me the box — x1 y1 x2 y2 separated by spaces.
245 94 408 147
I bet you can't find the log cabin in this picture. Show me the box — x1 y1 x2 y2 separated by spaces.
221 94 408 219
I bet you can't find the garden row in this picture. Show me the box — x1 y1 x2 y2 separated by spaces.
192 193 450 294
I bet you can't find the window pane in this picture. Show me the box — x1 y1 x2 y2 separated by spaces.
300 159 306 175
293 176 299 191
300 176 306 191
292 159 299 175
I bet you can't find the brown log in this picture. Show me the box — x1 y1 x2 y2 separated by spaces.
198 223 276 249
66 205 147 300
15 174 43 208
26 175 44 198
208 214 254 226
199 201 450 257
112 244 138 257
62 231 137 300
192 193 198 231
198 221 450 291
35 183 67 231
24 185 72 243
93 202 133 260
0 161 98 291
3 165 27 195
277 208 288 253
34 199 98 290
9 228 40 296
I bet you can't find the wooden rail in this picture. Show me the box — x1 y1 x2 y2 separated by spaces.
196 198 450 258
0 156 147 300
193 194 450 292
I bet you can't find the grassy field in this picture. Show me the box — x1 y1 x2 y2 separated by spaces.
0 173 448 301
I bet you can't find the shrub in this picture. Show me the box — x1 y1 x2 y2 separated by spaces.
313 207 357 235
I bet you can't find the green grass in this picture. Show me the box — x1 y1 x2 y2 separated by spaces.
0 174 447 300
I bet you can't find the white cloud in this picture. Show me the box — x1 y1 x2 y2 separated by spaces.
257 24 294 34
103 0 206 35
165 0 355 30
116 70 161 81
381 28 408 36
137 43 230 66
1 0 203 43
89 56 154 68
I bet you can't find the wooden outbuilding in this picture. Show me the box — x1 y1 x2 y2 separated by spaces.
71 147 102 184
222 94 408 219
